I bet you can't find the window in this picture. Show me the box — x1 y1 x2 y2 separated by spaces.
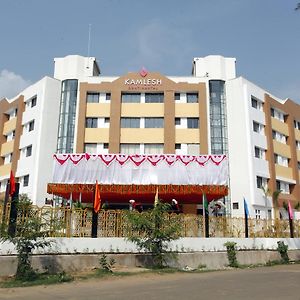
294 120 300 130
296 141 300 150
31 96 37 107
251 96 263 110
187 93 198 103
86 92 99 103
103 143 109 149
256 176 268 189
86 118 98 128
255 209 261 219
174 93 180 101
272 130 287 144
271 107 285 122
105 93 111 101
298 162 300 170
23 175 29 187
187 118 199 128
175 144 181 150
145 118 164 128
233 202 239 210
274 154 289 167
84 143 97 153
120 143 140 154
121 93 141 103
175 118 181 126
29 120 34 132
104 117 110 124
187 144 200 155
254 146 265 159
4 154 12 164
144 144 164 154
253 121 264 134
26 145 32 157
276 180 290 194
121 118 140 128
145 93 164 103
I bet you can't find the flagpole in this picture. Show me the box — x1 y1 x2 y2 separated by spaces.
244 198 249 238
288 201 294 238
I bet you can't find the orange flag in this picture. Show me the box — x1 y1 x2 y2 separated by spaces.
94 181 101 213
9 170 16 196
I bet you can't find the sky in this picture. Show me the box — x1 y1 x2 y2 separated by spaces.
0 0 300 102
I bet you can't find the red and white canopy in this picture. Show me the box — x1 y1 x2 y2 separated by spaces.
48 153 229 203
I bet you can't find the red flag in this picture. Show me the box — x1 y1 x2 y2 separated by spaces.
9 170 15 196
93 181 101 213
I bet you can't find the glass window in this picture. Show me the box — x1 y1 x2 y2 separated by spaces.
84 143 97 153
174 93 180 101
187 93 198 103
105 93 111 101
145 118 164 128
296 141 300 150
175 144 181 150
104 117 110 124
253 121 264 134
187 144 200 155
233 202 239 210
254 146 265 159
86 118 98 128
121 93 141 103
26 145 32 157
256 176 268 189
120 143 140 154
121 118 140 128
187 118 199 128
251 96 263 110
276 180 290 194
272 130 287 144
274 154 289 167
175 118 181 126
31 96 37 107
103 143 109 149
29 120 34 132
294 120 300 130
271 107 285 122
145 93 164 103
144 144 164 154
23 175 29 187
86 92 100 103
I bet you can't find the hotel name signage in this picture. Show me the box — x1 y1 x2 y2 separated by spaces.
124 68 162 91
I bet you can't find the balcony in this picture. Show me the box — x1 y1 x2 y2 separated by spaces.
0 140 14 157
2 118 17 136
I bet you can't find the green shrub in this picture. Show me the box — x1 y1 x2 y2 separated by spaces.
224 241 239 268
277 241 289 264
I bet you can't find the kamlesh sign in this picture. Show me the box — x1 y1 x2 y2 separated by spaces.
124 68 162 91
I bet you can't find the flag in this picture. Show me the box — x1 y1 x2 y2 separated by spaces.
244 198 249 217
93 181 101 213
288 200 294 220
9 170 16 197
154 187 159 207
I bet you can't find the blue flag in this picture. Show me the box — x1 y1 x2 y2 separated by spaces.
244 198 249 217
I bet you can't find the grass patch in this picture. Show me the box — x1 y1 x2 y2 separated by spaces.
0 272 73 288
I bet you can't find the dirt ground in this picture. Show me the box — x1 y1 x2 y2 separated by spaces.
0 264 300 300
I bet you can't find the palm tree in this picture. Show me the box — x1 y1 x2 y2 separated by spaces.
272 190 281 219
261 186 270 220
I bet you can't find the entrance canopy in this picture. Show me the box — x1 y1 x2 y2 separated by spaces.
47 153 229 204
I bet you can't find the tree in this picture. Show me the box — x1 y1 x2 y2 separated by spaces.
126 200 182 268
0 195 54 280
272 190 281 219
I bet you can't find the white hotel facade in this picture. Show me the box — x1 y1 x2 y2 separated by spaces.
0 54 299 219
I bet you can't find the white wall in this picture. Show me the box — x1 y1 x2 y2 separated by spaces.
193 55 236 80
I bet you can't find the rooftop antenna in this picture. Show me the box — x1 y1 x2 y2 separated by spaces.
87 24 92 69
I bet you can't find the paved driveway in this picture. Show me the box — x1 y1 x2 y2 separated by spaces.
0 264 299 300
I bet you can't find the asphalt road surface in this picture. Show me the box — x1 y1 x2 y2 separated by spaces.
0 264 300 300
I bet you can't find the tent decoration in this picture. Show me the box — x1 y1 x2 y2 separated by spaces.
47 153 229 204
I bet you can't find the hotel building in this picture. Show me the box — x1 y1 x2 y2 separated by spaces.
0 54 299 218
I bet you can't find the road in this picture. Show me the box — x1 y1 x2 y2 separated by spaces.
0 264 299 300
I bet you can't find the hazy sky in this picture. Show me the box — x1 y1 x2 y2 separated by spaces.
1 0 299 101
